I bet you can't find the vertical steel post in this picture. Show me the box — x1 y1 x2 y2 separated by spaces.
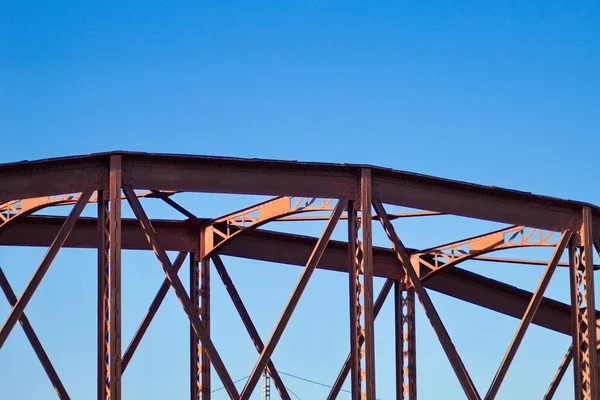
570 207 598 400
395 278 416 400
361 169 376 400
190 252 200 400
98 189 109 400
108 155 122 400
201 257 211 399
347 199 361 400
193 228 211 400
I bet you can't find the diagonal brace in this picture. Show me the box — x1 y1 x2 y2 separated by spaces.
121 251 188 372
0 267 71 400
239 196 348 400
543 343 573 400
0 187 94 349
123 184 240 399
212 255 292 400
485 230 571 399
327 278 394 400
373 197 481 400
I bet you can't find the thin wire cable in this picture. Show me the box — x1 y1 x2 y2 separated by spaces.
211 375 249 393
278 371 351 393
279 370 383 400
284 385 303 400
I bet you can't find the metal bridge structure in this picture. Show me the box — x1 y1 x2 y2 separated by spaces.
0 151 599 399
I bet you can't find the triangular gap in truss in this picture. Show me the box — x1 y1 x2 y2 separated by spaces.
253 198 344 239
0 325 56 399
491 322 573 399
0 247 97 398
0 246 48 302
429 254 573 399
460 243 571 305
278 266 362 399
369 206 481 397
373 204 509 252
373 276 410 399
213 214 346 399
212 255 314 399
148 191 275 221
456 237 575 399
196 255 259 398
119 249 191 397
409 289 479 398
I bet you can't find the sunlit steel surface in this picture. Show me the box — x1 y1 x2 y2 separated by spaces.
0 151 599 400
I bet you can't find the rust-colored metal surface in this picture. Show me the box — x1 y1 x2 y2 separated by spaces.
0 151 599 399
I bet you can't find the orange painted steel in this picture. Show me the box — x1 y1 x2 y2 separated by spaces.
0 152 599 399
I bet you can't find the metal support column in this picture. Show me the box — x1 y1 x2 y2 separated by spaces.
201 258 210 398
99 156 122 400
395 277 416 400
347 199 362 400
190 252 200 400
98 189 109 400
570 207 598 400
361 169 376 400
193 236 211 400
110 156 122 400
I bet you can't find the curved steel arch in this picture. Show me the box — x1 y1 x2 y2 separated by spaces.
0 190 169 233
203 195 443 258
416 225 561 282
203 196 337 257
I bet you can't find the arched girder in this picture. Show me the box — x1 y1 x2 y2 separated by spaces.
417 225 561 282
203 196 444 257
203 196 337 257
0 190 165 232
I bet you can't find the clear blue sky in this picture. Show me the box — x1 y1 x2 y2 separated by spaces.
1 1 600 399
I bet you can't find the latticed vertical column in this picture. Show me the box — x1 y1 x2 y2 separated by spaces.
98 155 122 400
395 275 416 400
192 232 211 400
348 199 364 400
190 253 201 400
348 170 376 400
200 257 210 398
569 207 598 400
97 189 110 400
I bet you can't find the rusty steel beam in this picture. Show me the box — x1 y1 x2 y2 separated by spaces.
0 156 106 204
0 188 94 350
570 208 598 400
212 255 292 400
327 279 394 400
347 200 361 400
0 268 71 400
396 277 416 400
543 344 573 400
373 197 480 400
108 156 123 400
361 169 376 400
0 215 585 336
123 184 240 399
239 197 348 400
189 253 200 400
484 231 571 399
2 152 600 233
121 252 188 373
97 189 109 400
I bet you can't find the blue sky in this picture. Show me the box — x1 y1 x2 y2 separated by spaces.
1 1 600 399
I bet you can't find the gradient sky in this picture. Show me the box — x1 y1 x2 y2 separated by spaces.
1 2 600 399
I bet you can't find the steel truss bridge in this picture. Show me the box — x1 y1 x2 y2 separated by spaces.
0 151 599 400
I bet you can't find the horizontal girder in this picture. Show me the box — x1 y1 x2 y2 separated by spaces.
0 215 583 336
0 152 598 233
